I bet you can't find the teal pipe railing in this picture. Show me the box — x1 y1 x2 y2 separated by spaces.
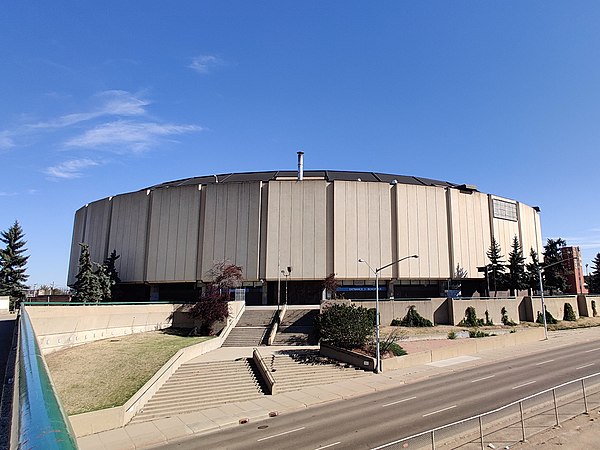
16 308 77 449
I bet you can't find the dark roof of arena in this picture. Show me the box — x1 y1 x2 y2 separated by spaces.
145 170 466 191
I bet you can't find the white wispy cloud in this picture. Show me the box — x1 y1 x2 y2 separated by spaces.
31 90 150 129
0 191 18 197
189 55 223 74
44 159 101 180
65 120 202 153
0 131 15 150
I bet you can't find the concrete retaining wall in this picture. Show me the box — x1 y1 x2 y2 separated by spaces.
27 304 177 354
349 299 449 325
451 298 520 326
524 296 580 322
381 327 545 372
253 348 276 394
320 342 375 371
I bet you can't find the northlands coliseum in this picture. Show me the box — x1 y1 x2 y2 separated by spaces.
68 156 542 304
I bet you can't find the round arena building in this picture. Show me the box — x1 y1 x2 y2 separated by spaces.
68 155 542 304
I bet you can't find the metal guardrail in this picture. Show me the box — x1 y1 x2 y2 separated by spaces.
14 308 77 449
373 371 600 450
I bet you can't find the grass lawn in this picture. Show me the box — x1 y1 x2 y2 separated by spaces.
45 330 210 415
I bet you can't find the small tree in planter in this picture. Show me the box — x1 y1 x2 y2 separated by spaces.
536 307 558 325
458 306 484 327
501 306 516 326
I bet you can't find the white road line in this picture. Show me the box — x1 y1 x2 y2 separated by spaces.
257 427 306 442
471 375 495 383
382 396 417 407
423 405 457 417
584 347 600 353
316 442 341 449
576 363 595 370
512 380 536 390
535 359 554 366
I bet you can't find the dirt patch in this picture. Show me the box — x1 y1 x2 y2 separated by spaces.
45 330 209 415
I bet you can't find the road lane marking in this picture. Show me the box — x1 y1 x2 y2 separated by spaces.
423 405 457 417
512 381 536 390
535 359 554 366
316 442 341 449
257 427 306 442
576 363 595 370
382 396 417 407
471 375 495 383
584 347 600 353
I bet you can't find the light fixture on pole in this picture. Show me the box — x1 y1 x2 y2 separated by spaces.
359 254 419 373
281 266 292 305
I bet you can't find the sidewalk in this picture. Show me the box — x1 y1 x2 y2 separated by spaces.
77 327 600 450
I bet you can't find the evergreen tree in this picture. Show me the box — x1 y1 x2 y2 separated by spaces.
506 236 527 295
95 263 113 302
0 221 29 307
486 237 506 296
526 248 541 292
72 243 102 303
542 238 569 294
103 249 121 300
588 253 600 294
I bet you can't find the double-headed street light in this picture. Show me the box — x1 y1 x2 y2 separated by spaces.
359 254 419 373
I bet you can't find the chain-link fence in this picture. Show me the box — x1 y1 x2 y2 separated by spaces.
373 372 600 450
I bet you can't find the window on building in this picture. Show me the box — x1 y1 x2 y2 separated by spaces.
492 199 518 221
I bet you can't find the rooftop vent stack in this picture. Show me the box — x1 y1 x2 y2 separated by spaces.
297 151 304 181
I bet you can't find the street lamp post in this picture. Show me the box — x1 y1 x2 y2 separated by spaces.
537 258 571 340
281 266 292 305
359 254 419 373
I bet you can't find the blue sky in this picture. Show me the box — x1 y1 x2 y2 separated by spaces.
1 1 599 287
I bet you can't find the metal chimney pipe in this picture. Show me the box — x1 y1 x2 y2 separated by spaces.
297 151 304 181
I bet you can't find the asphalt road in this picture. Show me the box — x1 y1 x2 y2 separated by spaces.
154 339 600 450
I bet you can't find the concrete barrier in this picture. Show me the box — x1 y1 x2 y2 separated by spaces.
253 348 276 394
320 342 375 372
526 296 579 322
350 299 449 325
381 328 545 372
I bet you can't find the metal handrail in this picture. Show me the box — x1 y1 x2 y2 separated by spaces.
15 308 77 449
373 371 600 450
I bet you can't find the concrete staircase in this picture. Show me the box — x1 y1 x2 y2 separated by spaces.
222 308 275 347
268 350 370 393
272 309 319 346
131 359 265 423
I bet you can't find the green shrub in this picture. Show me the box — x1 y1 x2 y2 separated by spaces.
367 308 377 326
391 318 402 326
592 300 598 317
387 342 407 356
397 305 433 327
536 308 558 325
447 331 457 340
458 306 484 327
315 303 374 349
469 330 490 338
501 307 516 326
563 303 576 321
484 310 493 326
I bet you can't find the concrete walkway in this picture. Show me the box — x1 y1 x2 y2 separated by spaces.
77 327 600 450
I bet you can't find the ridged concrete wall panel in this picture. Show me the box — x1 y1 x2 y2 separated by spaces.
518 203 543 261
146 186 200 282
265 181 328 279
83 198 112 269
396 185 449 279
333 181 393 279
67 207 87 286
449 190 491 277
108 191 150 282
201 182 262 281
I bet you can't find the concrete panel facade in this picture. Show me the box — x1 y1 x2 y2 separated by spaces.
67 207 87 286
83 198 112 267
200 182 262 281
334 181 392 280
265 181 328 280
448 190 491 277
108 191 150 282
146 185 201 282
396 184 449 279
518 203 542 261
